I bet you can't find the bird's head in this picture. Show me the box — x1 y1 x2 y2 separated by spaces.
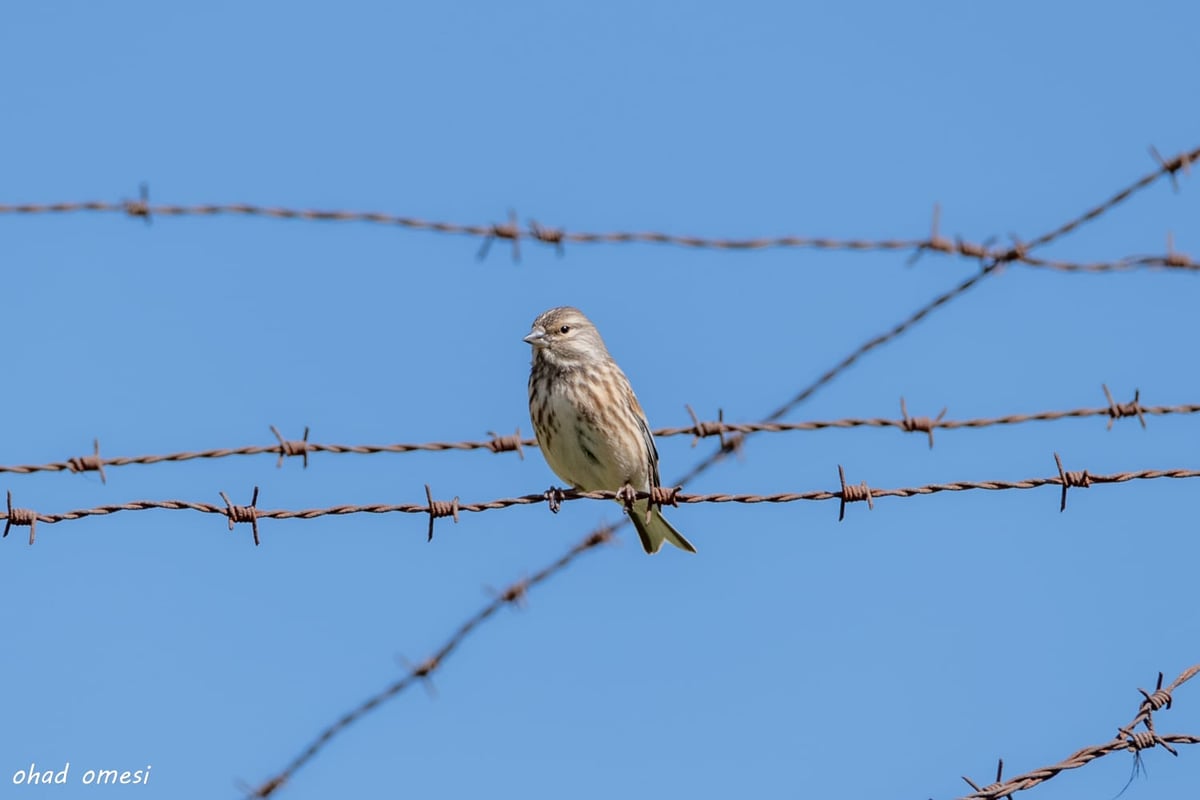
523 306 610 368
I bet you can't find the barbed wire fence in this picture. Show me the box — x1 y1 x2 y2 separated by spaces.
0 387 1194 481
4 460 1200 547
3 142 1197 799
1 147 1196 269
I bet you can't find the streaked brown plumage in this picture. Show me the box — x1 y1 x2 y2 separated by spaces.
524 306 696 554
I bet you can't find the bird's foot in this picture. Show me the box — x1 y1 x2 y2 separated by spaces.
544 486 567 514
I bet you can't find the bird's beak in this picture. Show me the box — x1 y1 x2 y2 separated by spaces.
523 325 546 347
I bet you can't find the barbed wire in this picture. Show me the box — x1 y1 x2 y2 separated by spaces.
7 389 1189 480
958 665 1200 799
4 458 1197 546
234 145 1198 795
1 145 1195 269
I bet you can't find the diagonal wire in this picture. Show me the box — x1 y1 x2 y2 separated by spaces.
957 665 1200 799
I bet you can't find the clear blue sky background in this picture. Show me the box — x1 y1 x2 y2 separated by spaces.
2 3 1198 798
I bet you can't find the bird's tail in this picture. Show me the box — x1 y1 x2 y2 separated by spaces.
630 503 696 555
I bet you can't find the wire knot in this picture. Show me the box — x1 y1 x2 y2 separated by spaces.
66 438 107 483
961 758 1013 800
529 220 565 256
1138 673 1173 711
271 425 312 468
910 204 953 265
685 405 743 456
1162 231 1191 268
899 397 947 449
499 579 529 606
4 490 39 544
1150 145 1194 192
486 428 525 459
412 655 440 679
220 487 260 545
424 484 459 542
997 234 1028 265
1123 730 1176 755
583 523 618 549
649 485 681 509
1102 385 1146 430
1054 453 1091 512
1140 687 1173 711
123 182 152 224
477 210 521 261
837 465 874 521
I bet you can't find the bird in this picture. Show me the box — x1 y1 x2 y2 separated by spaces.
524 306 696 554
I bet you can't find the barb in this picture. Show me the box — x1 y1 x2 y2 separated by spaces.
1 144 1193 265
4 462 1198 542
957 665 1200 799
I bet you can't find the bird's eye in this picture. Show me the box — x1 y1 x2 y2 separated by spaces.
559 325 571 334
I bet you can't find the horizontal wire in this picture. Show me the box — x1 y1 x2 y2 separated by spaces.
3 461 1197 545
2 393 1193 479
0 145 1195 269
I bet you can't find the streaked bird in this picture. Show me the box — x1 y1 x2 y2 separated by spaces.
524 306 696 554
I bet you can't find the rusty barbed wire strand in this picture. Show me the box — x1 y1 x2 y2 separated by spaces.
957 665 1200 799
3 392 1195 478
1 145 1194 268
4 461 1199 544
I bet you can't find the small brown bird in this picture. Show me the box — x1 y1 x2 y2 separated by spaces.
524 306 696 554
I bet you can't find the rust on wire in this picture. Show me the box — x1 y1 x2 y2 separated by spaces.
221 487 261 546
528 219 565 256
1138 672 1174 713
2 393 1195 482
477 210 521 261
124 182 151 224
2 144 1196 270
1053 453 1091 512
899 397 947 448
3 491 38 545
3 462 1199 542
685 404 742 454
962 759 1013 800
424 484 459 542
1102 385 1146 429
958 665 1200 799
837 465 874 520
485 428 525 459
66 439 107 483
271 425 312 468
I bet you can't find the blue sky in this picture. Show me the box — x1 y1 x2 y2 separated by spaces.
2 3 1198 798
